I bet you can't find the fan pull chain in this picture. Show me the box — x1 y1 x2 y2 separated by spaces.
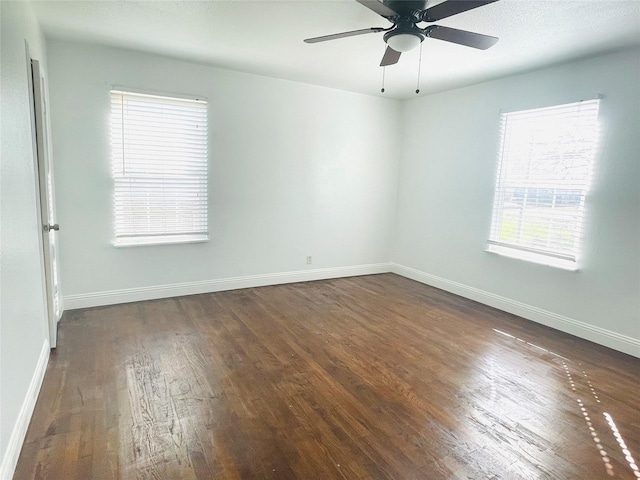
381 66 386 93
416 42 423 94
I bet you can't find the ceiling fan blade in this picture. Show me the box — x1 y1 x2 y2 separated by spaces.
380 46 401 66
304 27 386 44
356 0 399 18
422 0 499 22
427 26 498 49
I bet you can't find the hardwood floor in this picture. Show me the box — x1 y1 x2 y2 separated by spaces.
13 273 640 479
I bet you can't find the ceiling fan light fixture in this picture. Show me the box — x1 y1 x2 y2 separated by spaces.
385 33 423 52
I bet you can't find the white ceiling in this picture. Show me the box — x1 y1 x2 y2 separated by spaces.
32 0 640 100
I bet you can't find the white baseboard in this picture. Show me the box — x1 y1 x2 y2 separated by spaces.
392 263 640 358
0 340 50 480
63 263 393 310
62 261 639 357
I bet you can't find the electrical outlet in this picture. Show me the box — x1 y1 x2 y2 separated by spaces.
306 256 312 265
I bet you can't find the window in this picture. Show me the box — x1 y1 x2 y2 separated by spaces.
111 90 208 246
487 99 600 269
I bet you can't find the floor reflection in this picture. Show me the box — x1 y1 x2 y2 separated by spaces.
492 328 569 360
494 328 639 479
604 412 640 478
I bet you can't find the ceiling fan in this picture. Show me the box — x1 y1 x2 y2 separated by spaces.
304 0 500 66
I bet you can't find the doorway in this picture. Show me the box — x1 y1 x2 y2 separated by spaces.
27 46 62 348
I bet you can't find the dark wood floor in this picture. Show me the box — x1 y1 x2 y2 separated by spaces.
14 274 640 479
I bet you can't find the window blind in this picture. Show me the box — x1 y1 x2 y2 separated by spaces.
488 99 600 269
111 90 208 246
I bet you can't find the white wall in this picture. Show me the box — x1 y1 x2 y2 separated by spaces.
48 42 639 356
393 48 640 354
47 40 401 300
0 1 50 476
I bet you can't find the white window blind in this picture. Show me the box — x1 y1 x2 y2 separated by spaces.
111 90 208 246
487 99 600 269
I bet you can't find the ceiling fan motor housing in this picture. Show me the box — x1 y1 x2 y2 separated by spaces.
383 0 428 17
381 0 428 52
383 15 426 52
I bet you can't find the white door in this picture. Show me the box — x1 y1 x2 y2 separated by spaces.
30 58 62 348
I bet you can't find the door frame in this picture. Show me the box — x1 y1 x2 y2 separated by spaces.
26 41 61 348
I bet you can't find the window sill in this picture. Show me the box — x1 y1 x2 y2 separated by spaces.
114 234 208 247
485 244 579 271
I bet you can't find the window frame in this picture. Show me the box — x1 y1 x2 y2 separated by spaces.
486 98 601 270
110 87 209 247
